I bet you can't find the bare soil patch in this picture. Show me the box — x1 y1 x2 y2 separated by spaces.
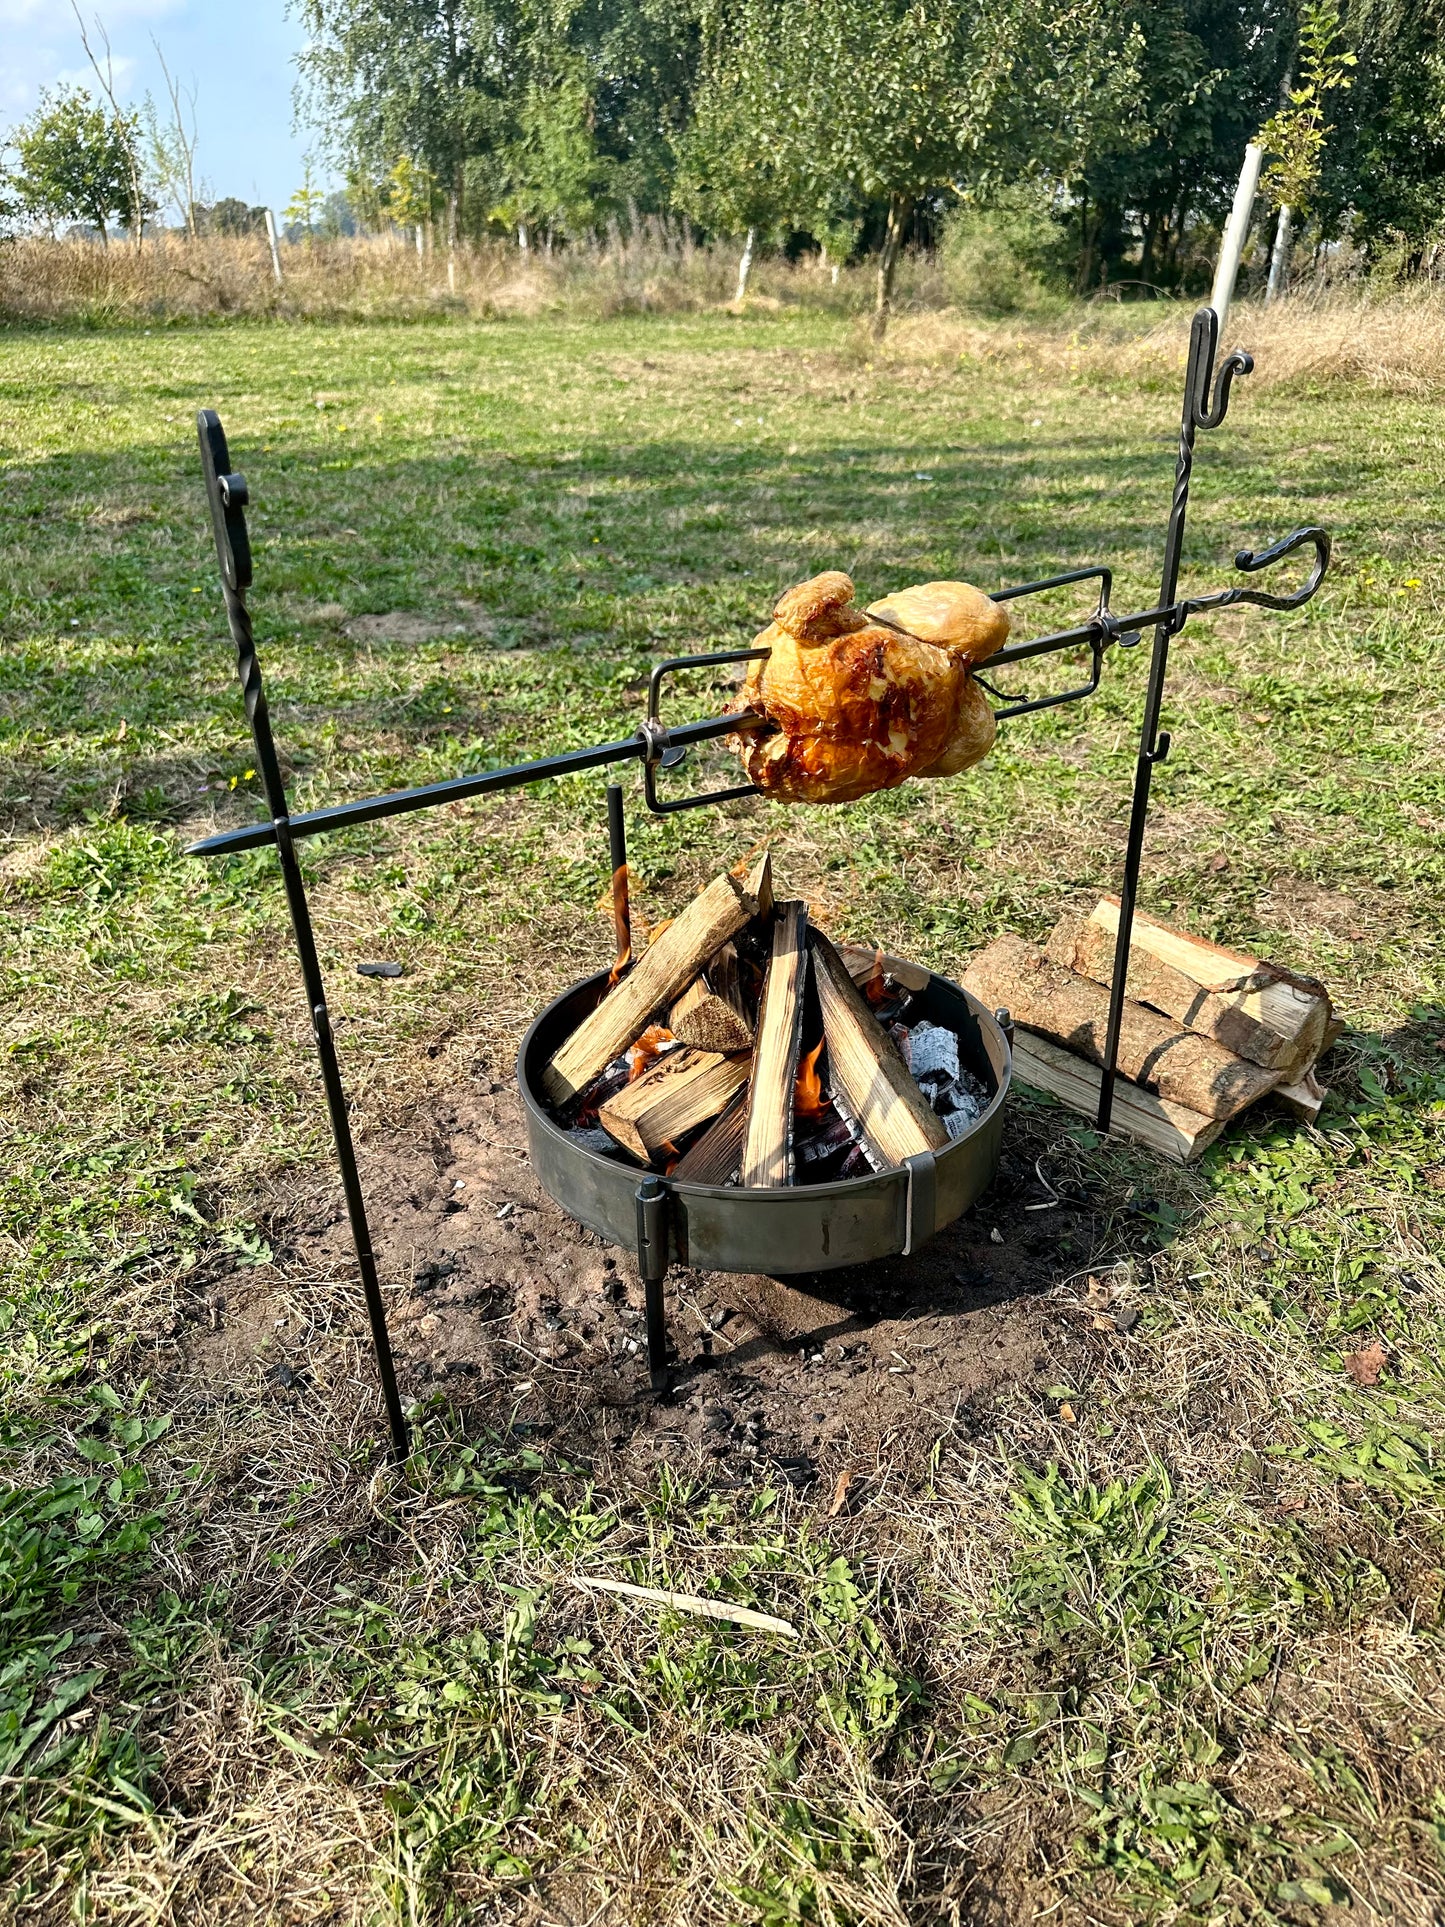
183 1069 1146 1492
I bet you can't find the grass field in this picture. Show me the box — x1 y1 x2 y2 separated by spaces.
3 306 1445 1925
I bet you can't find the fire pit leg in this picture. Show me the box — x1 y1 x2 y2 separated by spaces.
635 1178 672 1391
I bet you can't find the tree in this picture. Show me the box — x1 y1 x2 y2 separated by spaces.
144 40 201 238
70 4 151 243
285 154 329 240
680 0 1143 332
1259 0 1354 246
6 87 136 242
295 0 511 245
1057 0 1294 294
208 198 267 237
674 0 801 301
1316 0 1445 268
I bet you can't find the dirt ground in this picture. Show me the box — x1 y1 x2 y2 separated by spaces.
179 1062 1162 1493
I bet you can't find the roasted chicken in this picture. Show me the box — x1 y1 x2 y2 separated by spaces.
735 571 1008 805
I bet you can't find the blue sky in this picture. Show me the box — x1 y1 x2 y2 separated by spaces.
1 0 333 215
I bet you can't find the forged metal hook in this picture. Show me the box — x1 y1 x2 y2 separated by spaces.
1188 305 1254 431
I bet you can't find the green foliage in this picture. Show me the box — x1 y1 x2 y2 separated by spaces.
939 183 1070 313
4 87 139 241
1261 0 1357 213
1318 0 1445 260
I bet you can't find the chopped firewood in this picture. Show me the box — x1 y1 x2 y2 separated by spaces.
741 849 774 919
669 969 753 1054
599 1048 750 1163
542 865 763 1106
673 1086 748 1185
708 940 754 1024
741 902 809 1188
838 943 932 994
1058 898 1330 1083
963 935 1281 1121
1011 1031 1224 1162
810 929 949 1165
1273 1065 1327 1123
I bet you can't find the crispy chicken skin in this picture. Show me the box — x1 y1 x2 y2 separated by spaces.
736 573 1006 804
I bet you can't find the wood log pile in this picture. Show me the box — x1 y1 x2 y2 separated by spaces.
542 853 987 1186
963 897 1339 1162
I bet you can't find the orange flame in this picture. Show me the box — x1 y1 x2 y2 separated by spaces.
628 1024 674 1081
863 947 887 1006
794 1039 826 1116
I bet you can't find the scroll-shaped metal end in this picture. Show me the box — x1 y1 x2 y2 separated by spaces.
1230 526 1332 610
196 408 252 593
1187 306 1253 432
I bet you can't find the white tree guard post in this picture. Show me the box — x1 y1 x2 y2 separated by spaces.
1266 205 1294 303
1210 141 1264 336
263 208 283 285
735 226 756 306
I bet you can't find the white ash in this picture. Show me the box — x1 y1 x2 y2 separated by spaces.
905 1021 961 1085
896 1019 989 1138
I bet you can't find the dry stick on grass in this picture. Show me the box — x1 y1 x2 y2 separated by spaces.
672 1085 749 1185
964 935 1281 1122
598 1049 751 1163
740 902 809 1189
571 1574 798 1639
1050 899 1330 1080
811 929 948 1165
542 856 768 1106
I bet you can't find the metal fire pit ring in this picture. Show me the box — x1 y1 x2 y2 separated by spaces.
519 965 1011 1385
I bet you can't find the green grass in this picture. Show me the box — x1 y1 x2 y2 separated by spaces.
2 308 1444 1923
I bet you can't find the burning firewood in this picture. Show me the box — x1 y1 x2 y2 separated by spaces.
599 1048 751 1164
542 856 769 1106
669 952 754 1054
672 1085 748 1185
809 929 949 1165
740 902 809 1188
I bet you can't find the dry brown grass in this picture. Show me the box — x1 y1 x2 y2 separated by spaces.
0 231 880 327
877 287 1445 395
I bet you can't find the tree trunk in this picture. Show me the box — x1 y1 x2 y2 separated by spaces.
518 222 529 254
1265 204 1293 303
871 194 910 338
734 226 756 305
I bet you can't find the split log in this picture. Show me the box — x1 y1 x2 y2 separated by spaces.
810 929 948 1166
963 935 1281 1121
670 959 753 1054
599 1049 750 1163
673 1086 748 1185
1011 1031 1224 1163
741 902 808 1188
742 849 774 919
838 943 932 994
707 940 754 1026
1055 899 1330 1082
543 865 763 1106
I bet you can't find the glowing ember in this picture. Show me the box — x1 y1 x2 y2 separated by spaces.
794 1039 827 1116
863 947 887 1006
627 1024 674 1081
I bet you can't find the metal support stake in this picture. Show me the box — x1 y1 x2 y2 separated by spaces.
1097 309 1251 1134
606 782 631 981
634 1179 671 1391
196 412 408 1460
